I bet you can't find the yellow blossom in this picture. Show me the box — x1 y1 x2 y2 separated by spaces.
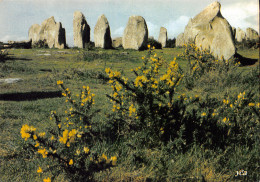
248 103 255 107
50 136 55 141
37 166 43 173
111 156 117 166
38 148 48 158
35 141 40 147
57 80 63 85
59 129 69 144
33 135 37 140
201 112 206 117
76 149 81 155
222 117 229 123
43 177 51 182
160 127 164 134
69 159 73 165
38 132 46 137
21 124 36 141
84 147 90 154
102 153 108 161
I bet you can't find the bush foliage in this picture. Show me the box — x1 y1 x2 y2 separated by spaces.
20 44 259 181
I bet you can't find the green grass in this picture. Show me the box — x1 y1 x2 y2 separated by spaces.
0 47 259 181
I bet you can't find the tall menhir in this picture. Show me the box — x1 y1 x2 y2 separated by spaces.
73 11 90 48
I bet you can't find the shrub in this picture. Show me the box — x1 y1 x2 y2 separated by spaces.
165 38 176 48
146 38 162 49
235 39 259 49
20 81 117 181
0 49 8 62
179 43 240 90
32 40 49 49
19 44 259 181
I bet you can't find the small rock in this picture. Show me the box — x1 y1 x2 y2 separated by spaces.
0 78 23 84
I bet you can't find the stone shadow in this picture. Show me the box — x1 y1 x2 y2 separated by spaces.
235 53 259 66
0 91 62 101
5 54 32 62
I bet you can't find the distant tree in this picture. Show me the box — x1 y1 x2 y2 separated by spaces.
165 38 176 48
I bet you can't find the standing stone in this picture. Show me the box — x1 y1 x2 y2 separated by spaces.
246 28 259 41
235 28 246 42
122 16 148 50
112 37 122 48
55 22 66 49
73 11 90 48
158 27 167 48
94 14 112 49
28 24 41 45
38 16 66 49
176 33 185 47
182 1 236 60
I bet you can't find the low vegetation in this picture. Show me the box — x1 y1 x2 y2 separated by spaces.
0 49 8 63
0 45 259 181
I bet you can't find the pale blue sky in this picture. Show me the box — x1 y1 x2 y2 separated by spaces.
0 0 258 46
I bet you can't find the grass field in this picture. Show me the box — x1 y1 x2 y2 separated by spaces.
0 46 259 181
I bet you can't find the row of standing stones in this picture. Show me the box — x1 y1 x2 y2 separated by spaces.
6 1 257 61
28 13 161 51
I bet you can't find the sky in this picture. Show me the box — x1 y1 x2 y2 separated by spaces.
0 0 259 47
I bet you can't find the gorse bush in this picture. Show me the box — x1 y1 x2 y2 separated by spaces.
20 44 259 181
104 46 188 149
179 43 240 90
20 81 117 182
147 38 162 49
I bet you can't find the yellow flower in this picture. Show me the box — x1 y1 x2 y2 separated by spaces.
248 103 255 107
222 117 229 123
230 104 233 108
38 148 48 158
37 166 43 173
111 156 117 166
69 159 73 165
160 127 164 134
101 153 108 161
105 68 111 73
148 45 151 48
33 135 37 140
35 141 40 147
84 147 90 154
50 136 55 141
43 177 51 182
21 124 36 141
59 129 69 144
76 149 81 155
257 103 260 108
201 112 206 117
129 104 136 116
57 80 63 85
38 132 46 137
